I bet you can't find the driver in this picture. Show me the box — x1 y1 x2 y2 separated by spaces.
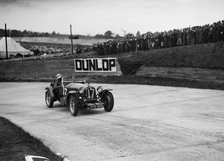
53 73 63 99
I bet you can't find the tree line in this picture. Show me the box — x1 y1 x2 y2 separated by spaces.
0 29 53 37
0 28 124 38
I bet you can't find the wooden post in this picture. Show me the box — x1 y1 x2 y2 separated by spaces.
5 23 8 59
70 24 74 55
135 39 138 53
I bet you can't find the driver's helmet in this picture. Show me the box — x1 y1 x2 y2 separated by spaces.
56 73 62 80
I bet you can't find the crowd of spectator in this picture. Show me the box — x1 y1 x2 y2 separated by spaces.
93 20 224 55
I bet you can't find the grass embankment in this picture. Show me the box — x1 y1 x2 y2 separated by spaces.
0 116 62 161
120 42 224 69
1 42 224 90
117 42 224 89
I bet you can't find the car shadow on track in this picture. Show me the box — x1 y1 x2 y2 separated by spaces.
79 109 105 116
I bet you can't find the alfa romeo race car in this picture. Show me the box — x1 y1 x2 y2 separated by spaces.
45 80 114 116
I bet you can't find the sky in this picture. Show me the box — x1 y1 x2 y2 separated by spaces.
0 0 224 36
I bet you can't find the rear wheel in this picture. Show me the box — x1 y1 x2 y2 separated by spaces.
45 90 54 108
102 92 114 112
68 95 79 116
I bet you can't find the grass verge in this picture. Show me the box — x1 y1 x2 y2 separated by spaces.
1 75 224 90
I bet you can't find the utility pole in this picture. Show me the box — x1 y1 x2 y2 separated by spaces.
70 24 74 55
5 23 8 59
69 24 79 55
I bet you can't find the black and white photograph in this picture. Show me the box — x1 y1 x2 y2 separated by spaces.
0 0 224 160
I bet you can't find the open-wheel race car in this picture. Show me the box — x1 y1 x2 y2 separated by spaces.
45 80 114 116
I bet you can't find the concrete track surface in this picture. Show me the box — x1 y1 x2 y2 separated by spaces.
0 82 224 161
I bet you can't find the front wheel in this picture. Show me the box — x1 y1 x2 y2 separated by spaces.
45 90 54 108
68 95 79 116
102 92 114 112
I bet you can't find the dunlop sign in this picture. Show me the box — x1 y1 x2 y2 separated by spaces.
74 58 117 72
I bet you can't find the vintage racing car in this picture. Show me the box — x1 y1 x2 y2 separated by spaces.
45 80 114 116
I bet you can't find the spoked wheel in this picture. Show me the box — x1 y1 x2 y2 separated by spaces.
68 95 79 116
45 90 54 108
102 92 114 112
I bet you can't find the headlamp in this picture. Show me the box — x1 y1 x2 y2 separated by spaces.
97 86 103 93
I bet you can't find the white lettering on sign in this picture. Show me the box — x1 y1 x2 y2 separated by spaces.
74 58 117 72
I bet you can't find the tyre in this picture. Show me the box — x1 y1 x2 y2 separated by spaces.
45 90 54 108
68 95 79 116
102 92 114 112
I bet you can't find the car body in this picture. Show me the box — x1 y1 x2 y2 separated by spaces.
45 80 114 116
